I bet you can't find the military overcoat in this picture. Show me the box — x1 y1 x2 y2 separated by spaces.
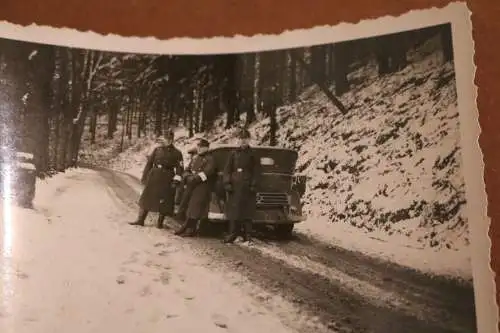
138 144 183 214
184 152 217 220
222 146 261 221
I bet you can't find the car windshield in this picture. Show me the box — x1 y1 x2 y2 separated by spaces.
210 147 298 174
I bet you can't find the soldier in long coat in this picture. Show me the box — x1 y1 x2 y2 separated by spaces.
174 138 216 237
129 130 184 228
174 147 197 209
222 129 261 243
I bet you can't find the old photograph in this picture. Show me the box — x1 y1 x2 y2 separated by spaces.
0 3 494 333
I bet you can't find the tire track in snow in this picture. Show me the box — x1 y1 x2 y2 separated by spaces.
253 244 427 318
264 236 476 330
246 241 474 332
94 166 475 333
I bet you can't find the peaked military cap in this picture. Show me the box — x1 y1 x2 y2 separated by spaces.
164 129 175 140
237 127 251 139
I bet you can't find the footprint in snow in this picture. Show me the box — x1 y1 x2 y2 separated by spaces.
212 313 229 329
165 314 179 319
159 271 170 285
140 285 152 297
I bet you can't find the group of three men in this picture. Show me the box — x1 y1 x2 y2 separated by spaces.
128 128 260 244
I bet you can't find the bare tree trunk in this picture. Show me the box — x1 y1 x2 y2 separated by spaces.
245 53 256 125
277 50 287 105
119 108 126 152
154 98 163 137
219 54 238 129
255 53 263 115
441 23 453 63
333 42 349 96
269 100 278 147
390 33 408 72
89 106 97 143
137 93 143 138
311 45 327 85
375 36 390 76
39 46 56 174
24 44 55 174
126 104 132 141
302 48 312 87
291 51 348 114
188 88 194 137
289 50 297 102
57 51 70 171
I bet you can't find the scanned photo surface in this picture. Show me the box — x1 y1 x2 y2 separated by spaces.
0 3 495 333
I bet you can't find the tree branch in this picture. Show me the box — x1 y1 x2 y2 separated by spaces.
290 50 348 115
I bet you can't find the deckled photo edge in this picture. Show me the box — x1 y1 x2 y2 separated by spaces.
0 1 496 332
0 2 475 55
449 5 499 333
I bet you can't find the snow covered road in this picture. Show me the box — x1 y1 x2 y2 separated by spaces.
0 168 477 333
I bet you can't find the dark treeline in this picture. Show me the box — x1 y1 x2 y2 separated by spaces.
0 23 453 177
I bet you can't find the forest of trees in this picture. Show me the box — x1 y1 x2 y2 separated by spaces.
0 23 453 177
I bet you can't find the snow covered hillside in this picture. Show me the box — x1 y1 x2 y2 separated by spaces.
79 39 470 277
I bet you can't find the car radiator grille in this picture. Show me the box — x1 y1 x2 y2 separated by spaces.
256 192 289 207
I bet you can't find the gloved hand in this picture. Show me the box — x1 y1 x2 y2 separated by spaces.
186 174 195 184
191 175 202 185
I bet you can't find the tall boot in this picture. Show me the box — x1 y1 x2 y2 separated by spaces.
182 219 198 237
174 219 189 235
129 209 148 226
242 219 253 242
223 220 240 243
157 214 165 229
175 185 192 222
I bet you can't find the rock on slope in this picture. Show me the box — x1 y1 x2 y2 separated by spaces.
103 44 466 251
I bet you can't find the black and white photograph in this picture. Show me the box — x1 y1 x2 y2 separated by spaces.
0 3 494 333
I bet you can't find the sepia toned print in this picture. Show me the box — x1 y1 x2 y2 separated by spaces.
0 3 495 333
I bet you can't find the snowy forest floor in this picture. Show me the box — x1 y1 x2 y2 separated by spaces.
79 46 472 281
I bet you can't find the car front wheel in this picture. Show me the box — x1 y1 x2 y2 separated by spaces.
274 223 294 239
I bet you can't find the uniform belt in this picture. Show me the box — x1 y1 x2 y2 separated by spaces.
154 164 173 170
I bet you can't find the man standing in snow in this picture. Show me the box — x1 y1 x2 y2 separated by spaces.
174 138 216 237
222 128 261 244
129 129 184 229
174 146 197 219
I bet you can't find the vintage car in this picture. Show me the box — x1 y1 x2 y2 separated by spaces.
199 145 307 238
0 146 37 207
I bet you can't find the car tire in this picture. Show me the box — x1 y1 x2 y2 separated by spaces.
274 223 294 239
197 219 214 237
